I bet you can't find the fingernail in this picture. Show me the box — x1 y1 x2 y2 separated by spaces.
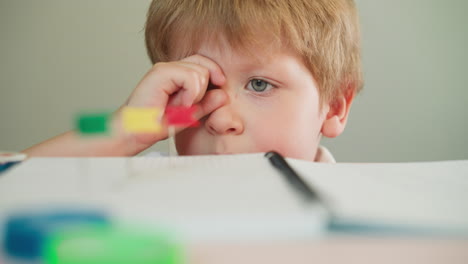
183 98 192 107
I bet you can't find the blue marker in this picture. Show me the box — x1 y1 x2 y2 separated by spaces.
3 209 109 260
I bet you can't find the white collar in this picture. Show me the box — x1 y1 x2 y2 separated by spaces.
314 145 336 163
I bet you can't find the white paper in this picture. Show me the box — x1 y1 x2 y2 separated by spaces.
0 154 327 241
1 155 467 240
290 159 468 233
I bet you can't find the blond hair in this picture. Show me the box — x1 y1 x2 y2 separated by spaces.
145 0 363 103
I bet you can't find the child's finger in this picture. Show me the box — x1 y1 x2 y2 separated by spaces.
158 89 228 140
180 55 226 87
132 63 205 108
191 89 228 121
174 62 210 105
168 56 225 106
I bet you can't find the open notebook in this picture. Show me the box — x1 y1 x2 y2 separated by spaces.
1 154 467 241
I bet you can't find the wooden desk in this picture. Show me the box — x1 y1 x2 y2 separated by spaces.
188 237 468 264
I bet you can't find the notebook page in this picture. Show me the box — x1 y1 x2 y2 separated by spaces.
109 154 328 240
0 154 328 241
290 159 468 233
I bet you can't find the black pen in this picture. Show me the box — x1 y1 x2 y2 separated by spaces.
265 151 323 203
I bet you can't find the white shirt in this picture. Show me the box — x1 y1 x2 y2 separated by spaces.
314 145 336 163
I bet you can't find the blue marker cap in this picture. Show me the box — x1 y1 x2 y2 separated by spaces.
3 209 109 260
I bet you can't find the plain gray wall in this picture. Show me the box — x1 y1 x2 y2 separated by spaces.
1 0 467 162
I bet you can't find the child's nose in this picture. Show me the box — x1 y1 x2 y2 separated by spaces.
204 104 244 135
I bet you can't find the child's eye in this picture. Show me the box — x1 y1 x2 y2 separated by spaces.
247 79 274 93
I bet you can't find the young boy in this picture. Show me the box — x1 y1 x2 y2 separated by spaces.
23 0 363 162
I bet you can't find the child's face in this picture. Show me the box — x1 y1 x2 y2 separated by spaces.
174 38 328 161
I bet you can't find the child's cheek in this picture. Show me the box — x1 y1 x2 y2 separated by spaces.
248 116 291 152
175 128 208 155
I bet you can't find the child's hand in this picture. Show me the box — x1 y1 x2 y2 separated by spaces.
116 55 228 154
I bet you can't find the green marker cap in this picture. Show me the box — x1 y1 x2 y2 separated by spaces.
76 113 111 135
44 225 183 264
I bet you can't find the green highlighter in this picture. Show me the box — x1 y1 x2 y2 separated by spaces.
76 112 112 135
44 225 183 264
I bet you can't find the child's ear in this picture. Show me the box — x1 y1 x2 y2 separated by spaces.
321 84 356 138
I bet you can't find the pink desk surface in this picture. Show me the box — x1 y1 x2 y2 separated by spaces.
188 237 468 264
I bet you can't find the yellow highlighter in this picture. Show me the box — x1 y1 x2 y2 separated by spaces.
122 107 162 133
